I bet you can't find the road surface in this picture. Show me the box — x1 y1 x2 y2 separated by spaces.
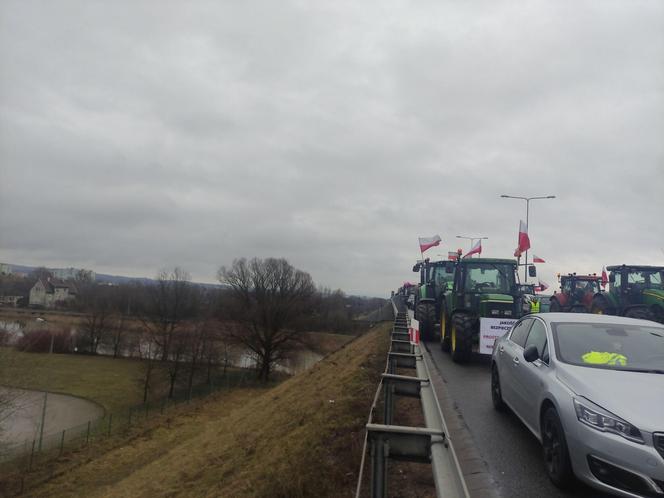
423 341 612 498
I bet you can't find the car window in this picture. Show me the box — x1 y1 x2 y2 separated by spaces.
524 320 548 362
510 318 533 347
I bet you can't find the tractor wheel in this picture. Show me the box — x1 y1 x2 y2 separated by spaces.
416 302 436 341
570 305 586 313
652 305 664 324
625 307 655 322
590 296 611 315
451 313 475 363
549 299 562 312
440 303 451 352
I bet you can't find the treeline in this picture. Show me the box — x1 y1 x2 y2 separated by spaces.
6 259 386 387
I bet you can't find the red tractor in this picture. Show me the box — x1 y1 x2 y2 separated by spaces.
549 274 602 313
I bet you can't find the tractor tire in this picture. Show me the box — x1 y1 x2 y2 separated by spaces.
570 305 587 313
416 302 436 341
625 307 655 322
440 303 451 352
591 296 611 316
549 299 562 312
451 313 475 363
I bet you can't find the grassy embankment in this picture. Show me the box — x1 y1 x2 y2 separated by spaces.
24 322 391 498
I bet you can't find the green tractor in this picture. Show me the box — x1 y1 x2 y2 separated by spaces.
412 258 456 341
439 258 529 363
590 265 664 323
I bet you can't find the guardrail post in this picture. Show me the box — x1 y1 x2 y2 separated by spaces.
59 429 65 456
383 383 394 425
370 437 388 498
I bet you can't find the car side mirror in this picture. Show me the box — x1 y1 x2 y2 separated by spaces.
523 344 540 363
528 265 537 278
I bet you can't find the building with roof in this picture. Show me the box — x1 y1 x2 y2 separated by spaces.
29 278 77 308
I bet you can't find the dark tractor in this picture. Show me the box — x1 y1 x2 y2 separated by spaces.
439 258 524 363
591 265 664 323
549 274 602 313
412 258 456 341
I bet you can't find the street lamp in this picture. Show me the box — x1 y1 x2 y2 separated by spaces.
500 194 556 282
455 235 488 256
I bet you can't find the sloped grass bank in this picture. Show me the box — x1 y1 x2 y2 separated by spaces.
26 323 391 498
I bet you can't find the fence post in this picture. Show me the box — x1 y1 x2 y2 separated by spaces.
108 413 113 436
59 429 65 456
86 421 91 445
28 439 35 471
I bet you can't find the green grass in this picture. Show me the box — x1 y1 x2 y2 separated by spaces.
24 323 391 498
0 348 167 412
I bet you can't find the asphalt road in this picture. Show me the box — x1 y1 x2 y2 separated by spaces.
423 341 613 498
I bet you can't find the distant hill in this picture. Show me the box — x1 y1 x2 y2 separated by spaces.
3 263 225 289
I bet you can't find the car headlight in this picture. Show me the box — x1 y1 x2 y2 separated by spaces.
573 398 644 444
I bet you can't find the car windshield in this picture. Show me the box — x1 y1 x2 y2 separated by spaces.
552 321 664 372
518 284 535 294
464 263 515 293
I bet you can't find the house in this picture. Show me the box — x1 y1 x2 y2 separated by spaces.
29 278 77 308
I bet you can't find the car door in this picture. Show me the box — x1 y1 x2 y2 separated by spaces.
497 318 533 409
512 318 550 432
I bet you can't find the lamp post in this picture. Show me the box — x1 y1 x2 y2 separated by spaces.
500 194 556 282
455 235 488 257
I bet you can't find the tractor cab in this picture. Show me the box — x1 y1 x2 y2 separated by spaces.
411 259 456 340
450 258 520 318
593 265 664 322
550 274 602 312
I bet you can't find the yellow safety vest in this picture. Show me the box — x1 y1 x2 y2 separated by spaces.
530 300 540 313
581 351 627 366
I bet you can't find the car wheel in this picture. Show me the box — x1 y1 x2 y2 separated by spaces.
542 407 574 489
491 364 505 411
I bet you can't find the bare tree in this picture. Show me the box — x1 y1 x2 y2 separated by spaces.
218 257 316 382
141 268 197 362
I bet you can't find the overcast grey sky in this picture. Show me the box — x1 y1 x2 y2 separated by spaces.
1 1 663 296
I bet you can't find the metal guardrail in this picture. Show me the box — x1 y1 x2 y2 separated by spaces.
355 297 468 498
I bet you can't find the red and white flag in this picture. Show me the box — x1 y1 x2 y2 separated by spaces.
463 239 482 259
448 251 458 261
418 235 442 253
532 255 545 263
517 220 531 254
601 266 608 288
538 280 549 292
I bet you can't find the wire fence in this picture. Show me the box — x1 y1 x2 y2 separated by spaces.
0 369 261 496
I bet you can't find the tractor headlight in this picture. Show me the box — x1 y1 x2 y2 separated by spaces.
573 398 643 443
491 309 499 316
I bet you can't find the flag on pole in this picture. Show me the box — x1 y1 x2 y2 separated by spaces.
463 239 482 259
537 280 549 292
601 266 608 288
517 220 531 253
532 255 545 263
448 251 458 261
418 235 442 253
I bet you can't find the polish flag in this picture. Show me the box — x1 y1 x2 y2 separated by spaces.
448 251 458 261
533 255 545 263
418 235 442 253
517 220 531 253
538 280 549 292
463 239 482 259
601 267 608 288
